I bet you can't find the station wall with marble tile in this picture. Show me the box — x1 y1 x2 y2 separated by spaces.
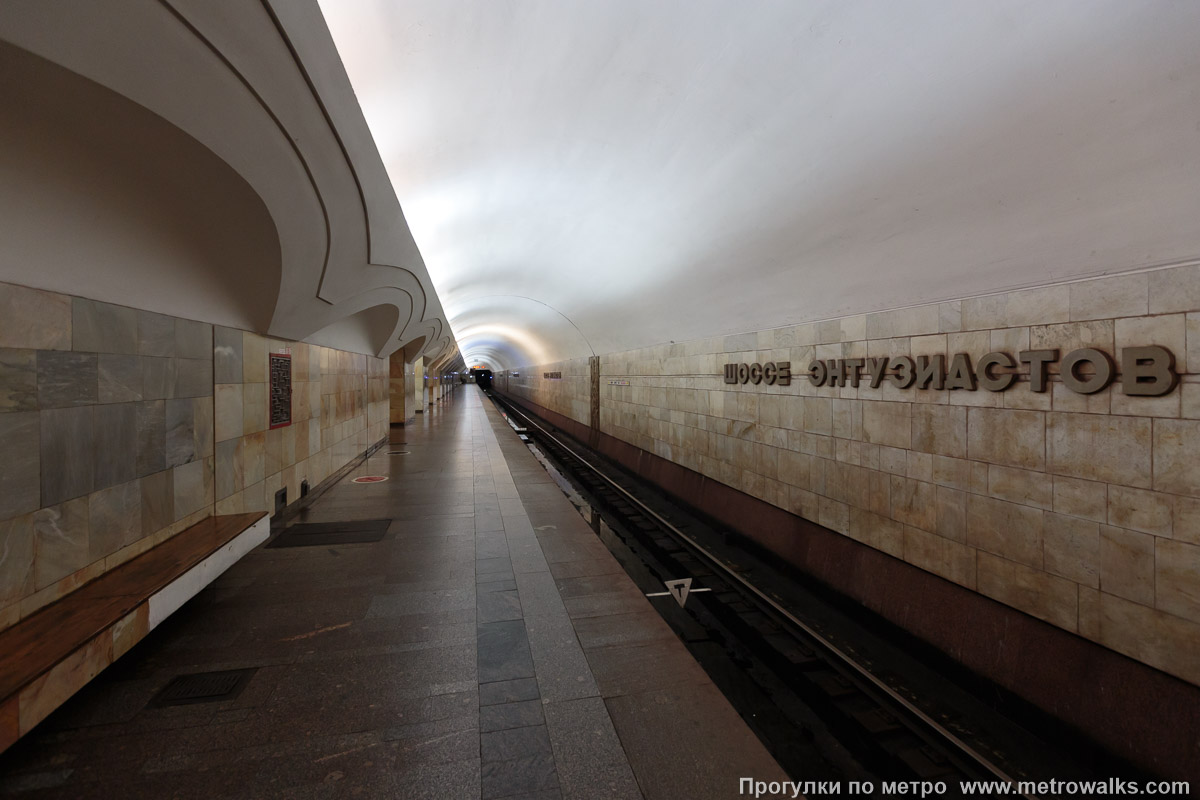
508 263 1200 688
0 281 214 631
503 358 591 427
212 330 389 518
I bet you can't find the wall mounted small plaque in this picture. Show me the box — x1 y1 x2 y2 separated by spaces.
269 352 292 429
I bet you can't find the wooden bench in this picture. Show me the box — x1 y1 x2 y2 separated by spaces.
0 512 268 753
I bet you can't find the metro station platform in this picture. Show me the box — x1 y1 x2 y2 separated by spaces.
0 387 784 800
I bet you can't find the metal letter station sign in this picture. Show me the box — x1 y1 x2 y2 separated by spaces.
723 346 1178 397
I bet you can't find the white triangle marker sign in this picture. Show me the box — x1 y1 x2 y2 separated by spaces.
665 578 692 607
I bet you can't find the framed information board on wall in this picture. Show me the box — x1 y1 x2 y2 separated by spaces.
269 352 292 429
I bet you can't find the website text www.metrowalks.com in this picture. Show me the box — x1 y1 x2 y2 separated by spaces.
739 778 1192 798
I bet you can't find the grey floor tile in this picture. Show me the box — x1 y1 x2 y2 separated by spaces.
543 697 642 800
481 753 559 799
480 723 553 763
479 700 545 733
584 639 711 698
477 619 536 683
478 589 525 624
479 678 540 707
525 613 599 703
605 684 787 800
478 578 518 594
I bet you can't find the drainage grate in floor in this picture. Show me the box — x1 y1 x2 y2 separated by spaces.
149 668 256 707
387 450 411 455
266 519 391 548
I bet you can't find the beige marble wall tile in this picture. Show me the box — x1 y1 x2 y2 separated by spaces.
967 408 1045 470
910 333 948 359
264 427 282 477
930 455 971 491
966 494 1043 568
1148 264 1200 315
243 431 266 486
1006 285 1070 327
214 384 243 443
1107 485 1173 537
215 492 244 515
934 485 967 543
802 397 832 435
0 513 35 605
193 397 214 459
977 551 1078 631
989 327 1030 355
1002 381 1053 411
831 398 861 441
1115 313 1186 362
172 459 209 520
1093 590 1200 686
860 400 910 449
911 405 966 458
945 331 988 359
1153 419 1200 496
1052 476 1107 523
0 411 40 519
1043 512 1099 587
1046 412 1152 488
1050 382 1111 415
1187 312 1200 374
1181 384 1200 420
906 451 933 483
242 382 267 435
242 480 266 514
139 470 173 538
987 464 1052 510
1174 497 1200 545
0 349 38 413
1155 538 1200 623
88 480 141 559
1069 273 1148 322
846 507 903 557
32 497 89 591
818 496 849 535
961 294 1008 331
1030 320 1114 358
0 283 71 350
867 469 891 517
890 477 936 532
938 301 962 333
903 525 976 588
1077 585 1101 640
1099 525 1155 606
242 333 268 383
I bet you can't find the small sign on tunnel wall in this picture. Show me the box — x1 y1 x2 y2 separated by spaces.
269 352 292 429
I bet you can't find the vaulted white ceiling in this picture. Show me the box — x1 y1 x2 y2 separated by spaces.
320 0 1200 370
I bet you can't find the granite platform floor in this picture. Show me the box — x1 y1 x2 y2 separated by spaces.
0 386 786 799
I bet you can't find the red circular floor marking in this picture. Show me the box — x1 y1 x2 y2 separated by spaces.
352 476 389 484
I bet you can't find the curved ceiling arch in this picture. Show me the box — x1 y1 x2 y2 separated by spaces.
304 302 399 356
0 0 456 357
0 41 281 331
450 295 595 371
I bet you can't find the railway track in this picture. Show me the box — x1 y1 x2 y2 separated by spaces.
486 390 1045 798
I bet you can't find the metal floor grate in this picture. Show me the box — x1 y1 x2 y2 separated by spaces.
149 668 256 707
266 519 391 548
